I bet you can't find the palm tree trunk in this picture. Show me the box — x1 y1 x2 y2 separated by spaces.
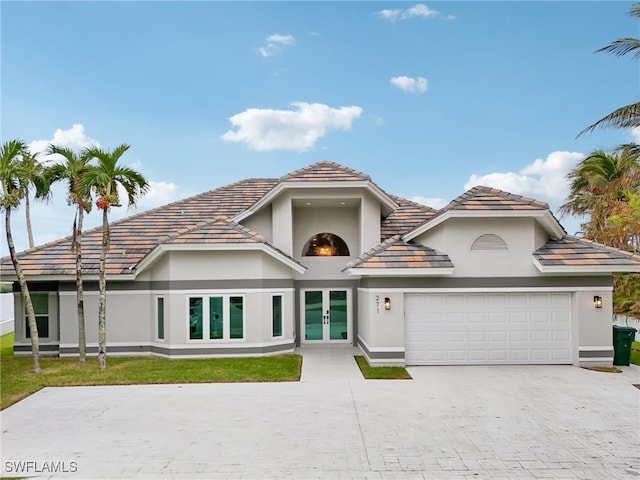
97 208 109 369
5 208 40 373
25 188 34 249
75 209 86 363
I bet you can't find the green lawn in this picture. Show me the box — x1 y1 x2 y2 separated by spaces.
0 333 301 410
354 355 412 379
631 341 640 366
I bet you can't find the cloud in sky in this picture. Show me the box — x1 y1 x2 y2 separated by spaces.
411 196 448 210
465 151 585 204
377 3 440 22
258 33 295 57
141 181 179 206
630 126 640 143
222 102 363 152
27 123 100 156
390 76 428 94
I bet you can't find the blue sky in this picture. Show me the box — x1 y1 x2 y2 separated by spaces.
1 1 638 252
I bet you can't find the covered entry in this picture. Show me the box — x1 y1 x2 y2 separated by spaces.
404 292 572 365
302 289 351 342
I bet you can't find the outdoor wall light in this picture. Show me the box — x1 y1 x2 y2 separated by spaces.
593 296 603 309
384 297 391 311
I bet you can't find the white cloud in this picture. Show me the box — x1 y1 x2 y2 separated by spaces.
221 102 363 152
630 126 640 143
141 181 179 205
411 196 448 210
377 4 441 22
258 33 295 57
390 76 428 94
27 123 100 157
464 151 585 203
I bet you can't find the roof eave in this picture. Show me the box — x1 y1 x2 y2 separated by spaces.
135 243 307 275
404 210 565 242
344 267 455 276
532 257 640 274
234 180 398 223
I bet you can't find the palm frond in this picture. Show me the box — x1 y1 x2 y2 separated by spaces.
577 102 640 137
595 38 640 59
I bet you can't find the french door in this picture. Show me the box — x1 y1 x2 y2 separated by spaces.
303 289 350 342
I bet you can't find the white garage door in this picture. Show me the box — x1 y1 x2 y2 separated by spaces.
405 293 572 365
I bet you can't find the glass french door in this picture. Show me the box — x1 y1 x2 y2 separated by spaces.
303 289 349 342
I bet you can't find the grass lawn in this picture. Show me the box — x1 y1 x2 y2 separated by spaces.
0 333 301 410
354 355 412 380
631 341 640 366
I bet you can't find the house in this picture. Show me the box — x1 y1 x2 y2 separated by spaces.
3 161 640 366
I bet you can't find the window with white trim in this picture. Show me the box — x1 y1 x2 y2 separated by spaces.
272 294 283 338
25 293 49 339
188 295 245 341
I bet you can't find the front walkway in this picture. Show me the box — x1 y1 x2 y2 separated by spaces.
298 344 363 380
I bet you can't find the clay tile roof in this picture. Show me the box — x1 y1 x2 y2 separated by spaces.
442 186 549 212
1 178 278 277
280 161 371 183
347 235 453 270
381 196 437 240
164 216 266 245
533 236 640 267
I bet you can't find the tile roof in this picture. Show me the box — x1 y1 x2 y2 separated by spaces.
164 217 266 245
280 161 371 183
1 178 278 277
442 186 549 212
534 237 640 267
381 196 437 240
347 235 453 270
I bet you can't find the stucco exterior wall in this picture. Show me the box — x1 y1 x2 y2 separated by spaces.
574 289 615 366
242 205 273 243
415 217 541 277
356 289 405 365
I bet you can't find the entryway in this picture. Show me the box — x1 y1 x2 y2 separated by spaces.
302 289 351 343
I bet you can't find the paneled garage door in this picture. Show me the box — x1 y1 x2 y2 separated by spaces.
405 293 572 365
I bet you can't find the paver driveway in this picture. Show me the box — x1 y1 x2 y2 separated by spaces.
1 360 639 479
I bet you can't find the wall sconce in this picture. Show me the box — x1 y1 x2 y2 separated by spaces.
593 296 603 309
384 297 391 311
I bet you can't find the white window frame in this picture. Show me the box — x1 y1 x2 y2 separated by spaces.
155 296 165 342
271 293 284 339
187 294 246 342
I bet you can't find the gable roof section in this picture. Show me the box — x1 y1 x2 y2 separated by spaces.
0 178 279 279
380 196 437 240
234 161 398 222
344 235 454 276
533 237 640 273
404 186 566 242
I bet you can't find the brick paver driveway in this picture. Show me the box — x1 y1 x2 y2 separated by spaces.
1 364 639 479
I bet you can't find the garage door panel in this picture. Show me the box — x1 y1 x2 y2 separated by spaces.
405 293 572 365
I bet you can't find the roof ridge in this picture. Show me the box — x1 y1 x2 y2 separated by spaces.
161 215 266 245
280 160 371 182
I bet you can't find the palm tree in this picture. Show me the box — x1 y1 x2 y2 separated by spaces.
559 145 640 247
82 144 148 369
18 150 44 249
579 3 640 135
0 140 40 373
43 144 94 363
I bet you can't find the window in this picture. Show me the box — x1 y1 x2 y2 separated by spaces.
25 293 49 338
157 297 165 340
188 295 245 341
302 232 350 256
272 295 283 337
471 234 508 251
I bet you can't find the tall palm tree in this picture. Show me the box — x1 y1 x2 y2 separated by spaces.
82 144 148 369
560 145 640 246
579 3 640 135
43 144 94 363
0 140 40 373
18 150 44 250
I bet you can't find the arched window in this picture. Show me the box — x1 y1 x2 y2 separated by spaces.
471 234 508 251
303 233 350 257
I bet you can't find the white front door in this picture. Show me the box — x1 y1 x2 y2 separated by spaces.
302 289 350 342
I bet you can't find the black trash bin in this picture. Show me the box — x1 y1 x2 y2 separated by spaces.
612 325 637 366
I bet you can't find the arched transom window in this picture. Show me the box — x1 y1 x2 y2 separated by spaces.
303 233 350 257
471 234 508 251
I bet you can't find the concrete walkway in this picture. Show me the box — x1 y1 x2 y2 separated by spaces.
1 349 639 480
299 345 363 380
